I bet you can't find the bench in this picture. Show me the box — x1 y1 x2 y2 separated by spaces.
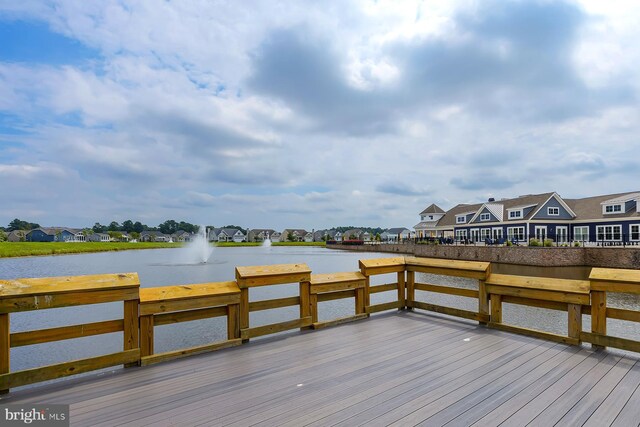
310 272 367 328
139 281 241 365
485 274 590 344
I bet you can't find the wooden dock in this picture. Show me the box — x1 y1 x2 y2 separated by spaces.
4 311 640 426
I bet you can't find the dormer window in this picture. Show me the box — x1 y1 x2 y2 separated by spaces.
456 216 466 224
421 215 426 220
480 213 491 221
508 210 522 219
604 204 622 214
548 207 559 216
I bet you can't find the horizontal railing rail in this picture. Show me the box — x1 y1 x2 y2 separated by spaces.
2 256 640 393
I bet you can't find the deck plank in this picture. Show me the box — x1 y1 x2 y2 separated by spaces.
2 311 639 427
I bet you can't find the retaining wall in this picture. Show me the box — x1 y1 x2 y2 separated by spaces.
326 243 640 269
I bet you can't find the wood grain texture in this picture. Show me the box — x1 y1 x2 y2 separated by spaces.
0 273 140 298
139 281 239 303
405 256 490 279
140 339 241 366
487 273 590 294
235 263 311 288
310 272 366 286
240 317 313 339
410 301 487 322
10 319 124 347
489 322 580 346
414 282 479 298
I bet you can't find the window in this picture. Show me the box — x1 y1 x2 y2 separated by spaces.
574 226 589 242
507 227 525 241
492 228 503 239
429 215 433 220
604 204 622 213
455 229 467 241
509 210 522 219
480 213 491 221
596 225 622 241
481 229 491 239
548 207 560 216
456 216 466 224
631 225 640 241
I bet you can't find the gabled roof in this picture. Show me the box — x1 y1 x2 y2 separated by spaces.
565 191 640 220
420 204 445 215
387 227 410 234
528 192 576 219
28 227 76 236
220 228 244 236
600 192 640 205
436 203 484 227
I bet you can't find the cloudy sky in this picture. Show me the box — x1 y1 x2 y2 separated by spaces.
1 0 639 230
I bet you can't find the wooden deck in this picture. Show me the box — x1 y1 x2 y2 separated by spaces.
4 311 640 426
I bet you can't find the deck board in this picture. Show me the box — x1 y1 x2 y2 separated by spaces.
3 311 640 427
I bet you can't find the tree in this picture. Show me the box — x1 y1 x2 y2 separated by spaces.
93 223 106 233
122 220 134 233
0 230 6 242
133 221 144 233
287 231 295 242
159 220 178 235
108 221 121 232
129 231 140 241
107 231 122 241
7 218 40 231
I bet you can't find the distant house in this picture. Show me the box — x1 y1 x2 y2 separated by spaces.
270 231 282 242
88 233 111 242
6 230 27 242
247 229 277 242
172 230 194 242
342 229 372 242
413 204 446 238
27 227 76 242
281 229 309 242
217 228 246 243
382 228 411 243
140 231 170 242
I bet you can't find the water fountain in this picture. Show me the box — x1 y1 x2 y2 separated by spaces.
184 226 214 263
262 232 272 247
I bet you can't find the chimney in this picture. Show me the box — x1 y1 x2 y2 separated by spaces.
488 197 495 202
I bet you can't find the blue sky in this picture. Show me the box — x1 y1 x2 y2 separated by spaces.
1 0 639 229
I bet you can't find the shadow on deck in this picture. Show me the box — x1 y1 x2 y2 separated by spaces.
4 311 640 426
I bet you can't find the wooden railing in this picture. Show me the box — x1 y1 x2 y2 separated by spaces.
0 273 140 391
2 257 640 392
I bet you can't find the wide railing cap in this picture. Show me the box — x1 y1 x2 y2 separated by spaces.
235 263 311 288
140 281 240 303
0 273 140 299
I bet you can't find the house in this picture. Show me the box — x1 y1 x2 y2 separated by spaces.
414 204 446 238
247 229 277 242
172 230 194 242
27 227 76 242
139 231 170 242
381 228 411 243
416 191 640 244
6 230 27 242
270 231 282 242
216 228 246 243
280 229 309 242
88 233 111 242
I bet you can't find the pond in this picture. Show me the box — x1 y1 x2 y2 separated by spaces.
1 247 638 376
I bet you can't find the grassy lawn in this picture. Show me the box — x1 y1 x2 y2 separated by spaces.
215 241 326 247
0 242 181 258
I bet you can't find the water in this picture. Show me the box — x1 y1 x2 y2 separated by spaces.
181 226 214 264
1 248 639 375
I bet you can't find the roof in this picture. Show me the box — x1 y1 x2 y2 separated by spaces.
387 227 410 234
221 228 244 236
565 191 640 220
283 229 308 235
420 204 445 215
28 227 76 236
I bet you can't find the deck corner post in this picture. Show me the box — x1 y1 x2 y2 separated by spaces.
140 314 154 359
227 304 240 340
490 294 502 324
568 303 582 343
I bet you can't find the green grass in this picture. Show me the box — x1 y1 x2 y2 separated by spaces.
0 242 182 258
215 241 326 247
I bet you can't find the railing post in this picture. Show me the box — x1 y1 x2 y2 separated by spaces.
140 314 154 358
490 294 502 324
124 299 139 367
478 264 491 325
240 288 249 343
0 313 9 394
591 290 607 349
397 271 406 310
568 303 582 342
406 270 415 310
227 303 240 339
300 280 311 330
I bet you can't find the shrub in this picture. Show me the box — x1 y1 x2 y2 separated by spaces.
574 241 581 247
506 239 513 247
544 239 554 247
529 238 540 247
